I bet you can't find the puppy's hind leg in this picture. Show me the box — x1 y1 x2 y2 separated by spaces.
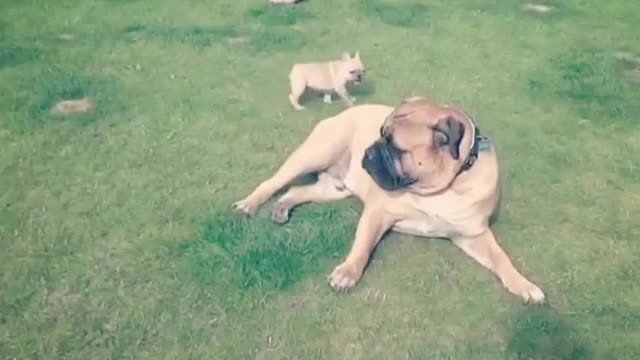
233 118 348 216
271 173 351 224
288 71 307 110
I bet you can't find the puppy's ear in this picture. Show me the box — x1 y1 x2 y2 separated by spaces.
354 51 360 59
341 52 351 60
435 116 465 160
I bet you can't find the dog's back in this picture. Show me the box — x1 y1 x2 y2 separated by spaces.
289 62 335 90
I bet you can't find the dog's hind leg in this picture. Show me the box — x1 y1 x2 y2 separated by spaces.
271 173 352 224
233 117 350 216
288 71 307 110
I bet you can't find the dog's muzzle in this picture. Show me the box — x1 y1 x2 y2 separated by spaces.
352 71 364 84
362 138 416 191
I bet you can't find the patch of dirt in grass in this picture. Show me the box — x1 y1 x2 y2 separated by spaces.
617 52 640 83
9 71 128 131
50 97 93 116
225 36 249 46
523 3 554 14
45 286 81 321
57 33 75 41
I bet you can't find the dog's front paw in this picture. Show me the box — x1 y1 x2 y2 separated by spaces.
271 201 292 224
350 96 356 103
505 278 546 304
323 94 333 104
328 262 362 291
232 197 260 217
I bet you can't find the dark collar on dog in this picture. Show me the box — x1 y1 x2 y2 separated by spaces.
460 118 491 172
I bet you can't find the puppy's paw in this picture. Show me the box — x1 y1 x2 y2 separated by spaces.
232 197 259 217
350 96 357 103
328 262 361 291
505 278 546 304
289 95 305 110
271 201 292 224
323 94 333 104
344 98 355 107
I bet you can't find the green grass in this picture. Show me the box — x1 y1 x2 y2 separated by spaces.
1 0 640 359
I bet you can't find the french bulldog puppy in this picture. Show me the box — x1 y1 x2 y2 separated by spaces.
287 52 365 110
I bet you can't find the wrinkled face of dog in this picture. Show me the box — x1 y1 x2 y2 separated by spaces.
361 98 472 195
340 51 365 84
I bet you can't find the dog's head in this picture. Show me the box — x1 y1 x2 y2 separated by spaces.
362 96 478 195
339 51 365 84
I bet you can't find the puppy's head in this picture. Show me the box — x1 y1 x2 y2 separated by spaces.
361 96 477 195
339 51 365 84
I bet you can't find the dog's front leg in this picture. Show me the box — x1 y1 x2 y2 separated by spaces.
334 85 355 107
452 230 545 303
328 207 396 290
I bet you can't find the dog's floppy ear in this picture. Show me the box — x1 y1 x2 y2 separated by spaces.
341 52 351 60
435 116 465 160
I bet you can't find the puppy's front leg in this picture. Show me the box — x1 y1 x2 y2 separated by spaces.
328 207 396 290
334 85 355 107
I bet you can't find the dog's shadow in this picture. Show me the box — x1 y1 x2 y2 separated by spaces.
298 80 377 106
350 79 376 98
489 191 503 226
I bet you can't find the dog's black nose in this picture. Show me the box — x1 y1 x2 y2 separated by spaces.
365 147 375 160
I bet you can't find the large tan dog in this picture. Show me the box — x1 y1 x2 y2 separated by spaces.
233 96 545 303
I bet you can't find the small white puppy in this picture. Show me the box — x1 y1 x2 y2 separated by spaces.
287 52 366 110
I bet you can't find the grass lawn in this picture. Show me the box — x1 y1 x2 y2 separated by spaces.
1 0 639 358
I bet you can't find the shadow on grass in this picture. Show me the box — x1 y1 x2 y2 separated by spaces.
247 28 306 54
506 307 592 360
297 80 376 107
247 3 314 26
123 24 238 48
528 47 640 127
123 23 306 53
0 44 41 69
351 79 376 98
177 208 353 291
359 0 429 28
